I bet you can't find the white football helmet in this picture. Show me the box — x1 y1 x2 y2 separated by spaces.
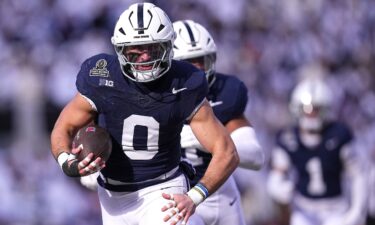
290 78 333 131
173 20 217 86
111 3 175 82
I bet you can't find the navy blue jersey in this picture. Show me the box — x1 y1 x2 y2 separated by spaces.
181 73 248 185
276 121 353 199
76 54 208 191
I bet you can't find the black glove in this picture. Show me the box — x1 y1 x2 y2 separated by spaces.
58 152 80 177
62 160 80 177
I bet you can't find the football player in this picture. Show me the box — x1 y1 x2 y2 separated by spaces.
173 20 265 225
50 3 239 225
267 73 367 225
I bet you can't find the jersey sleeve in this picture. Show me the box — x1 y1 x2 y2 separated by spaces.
339 123 353 145
75 54 109 113
184 70 208 121
231 81 248 117
214 76 248 124
271 146 291 169
337 123 355 160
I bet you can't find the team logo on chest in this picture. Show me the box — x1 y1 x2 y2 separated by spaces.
90 59 110 77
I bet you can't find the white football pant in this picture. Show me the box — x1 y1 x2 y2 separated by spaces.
195 175 246 225
98 174 205 225
291 194 348 225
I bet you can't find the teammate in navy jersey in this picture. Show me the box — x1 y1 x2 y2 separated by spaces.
173 20 265 225
50 3 239 225
267 71 366 225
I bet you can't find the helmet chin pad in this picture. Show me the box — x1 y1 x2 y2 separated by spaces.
122 64 163 82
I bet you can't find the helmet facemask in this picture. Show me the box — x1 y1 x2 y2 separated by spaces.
182 53 216 86
290 78 333 132
296 104 328 132
114 41 173 82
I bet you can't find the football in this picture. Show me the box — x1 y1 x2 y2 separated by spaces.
72 124 112 162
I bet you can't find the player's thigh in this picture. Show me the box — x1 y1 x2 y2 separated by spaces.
99 175 189 225
290 210 316 225
196 177 246 225
196 192 244 225
140 190 205 224
186 214 205 225
98 185 137 225
100 206 132 225
140 175 200 225
217 192 246 224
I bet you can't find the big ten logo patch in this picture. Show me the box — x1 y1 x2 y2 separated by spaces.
99 79 114 87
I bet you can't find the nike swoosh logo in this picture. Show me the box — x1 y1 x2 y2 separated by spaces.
209 101 223 107
229 197 237 206
172 87 187 94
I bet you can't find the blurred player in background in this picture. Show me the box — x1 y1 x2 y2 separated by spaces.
367 144 375 225
267 66 367 225
173 19 265 225
51 3 240 225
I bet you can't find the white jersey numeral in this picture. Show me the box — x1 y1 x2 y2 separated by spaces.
306 157 326 195
122 115 160 160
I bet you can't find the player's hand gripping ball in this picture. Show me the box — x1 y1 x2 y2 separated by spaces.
73 124 112 162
